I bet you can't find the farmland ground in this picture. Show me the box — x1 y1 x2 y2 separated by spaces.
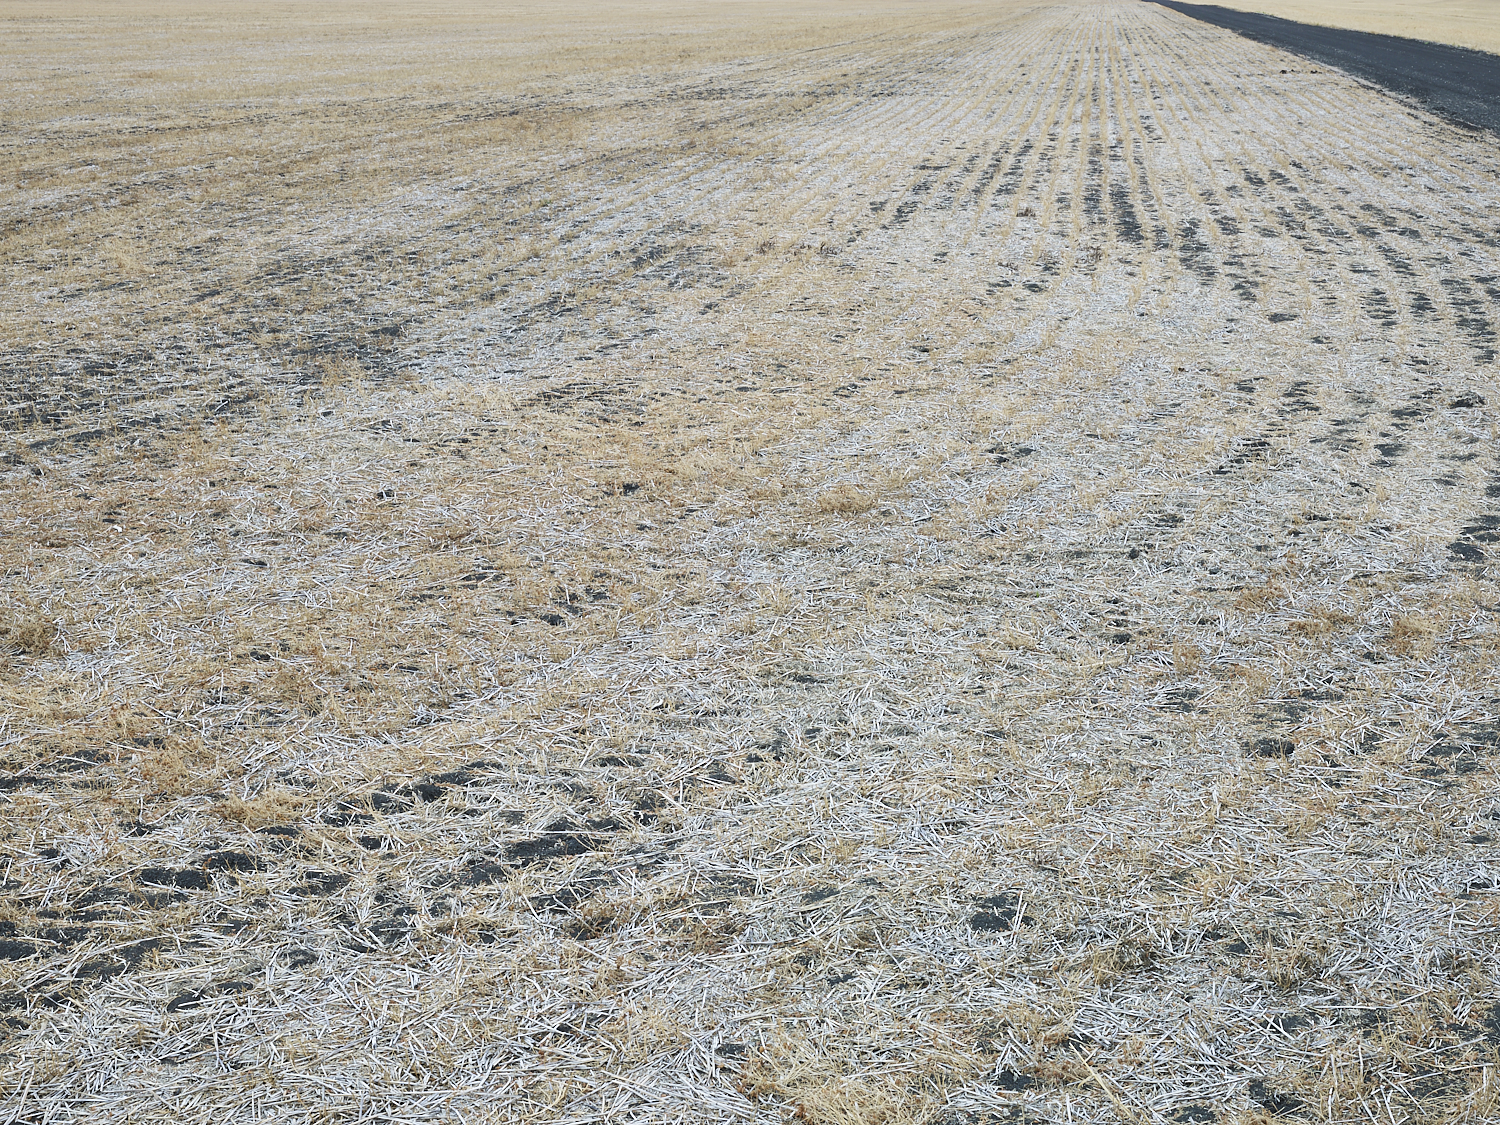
1169 0 1500 56
2 1 1500 1122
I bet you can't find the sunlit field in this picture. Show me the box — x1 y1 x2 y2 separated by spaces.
1192 0 1500 54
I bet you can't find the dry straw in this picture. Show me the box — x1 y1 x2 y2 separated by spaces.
2 1 1499 1122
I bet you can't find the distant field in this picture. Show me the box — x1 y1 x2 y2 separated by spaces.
1200 0 1500 53
2 2 1500 1123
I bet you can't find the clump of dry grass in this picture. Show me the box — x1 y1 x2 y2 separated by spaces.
814 483 880 515
0 614 55 654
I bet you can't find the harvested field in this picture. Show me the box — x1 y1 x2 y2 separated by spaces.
2 1 1500 1122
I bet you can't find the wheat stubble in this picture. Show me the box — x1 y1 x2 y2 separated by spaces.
2 2 1499 1122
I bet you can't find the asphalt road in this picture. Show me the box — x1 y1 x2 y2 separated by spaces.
1150 0 1500 135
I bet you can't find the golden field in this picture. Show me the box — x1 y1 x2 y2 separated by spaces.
1202 0 1500 54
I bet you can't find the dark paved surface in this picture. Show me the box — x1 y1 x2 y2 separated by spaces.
1150 0 1500 135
